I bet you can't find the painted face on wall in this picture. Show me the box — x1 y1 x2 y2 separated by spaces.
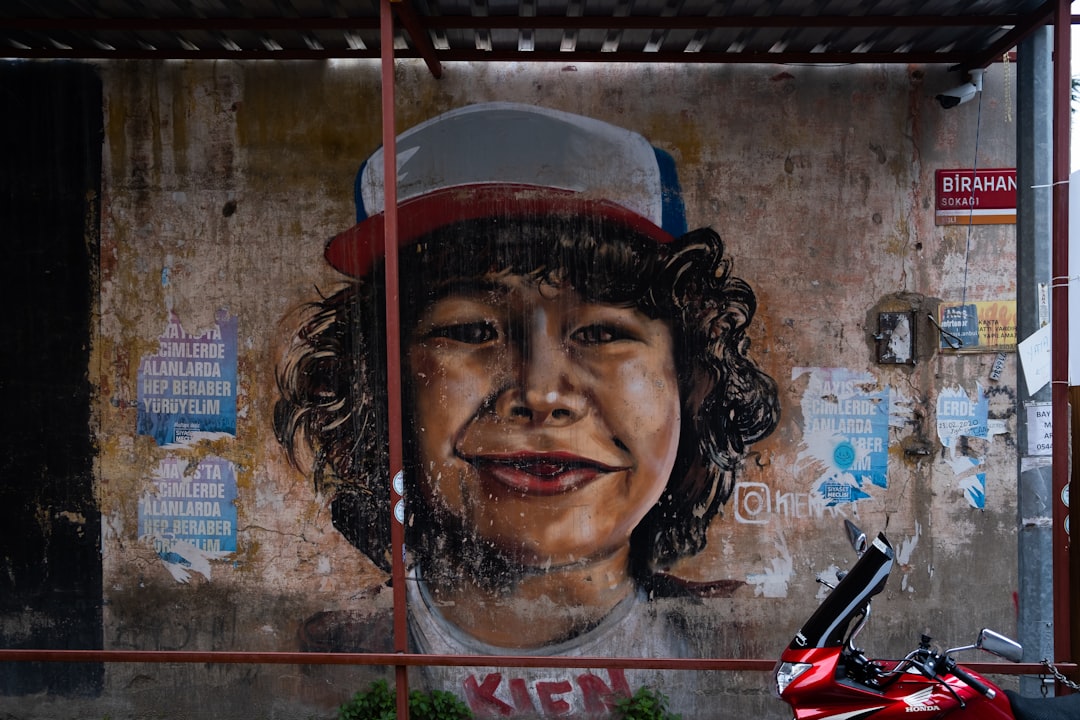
407 273 681 570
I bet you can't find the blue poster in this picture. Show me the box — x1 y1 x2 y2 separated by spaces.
936 384 990 448
937 385 991 509
794 368 891 506
137 310 238 447
138 456 238 580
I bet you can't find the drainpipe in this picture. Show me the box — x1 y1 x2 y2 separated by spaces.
1015 23 1056 698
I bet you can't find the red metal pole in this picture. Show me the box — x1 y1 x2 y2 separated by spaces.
1052 0 1072 671
380 0 409 717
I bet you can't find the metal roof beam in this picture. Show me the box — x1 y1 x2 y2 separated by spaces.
951 0 1056 71
0 47 1002 64
2 13 1026 33
392 0 442 77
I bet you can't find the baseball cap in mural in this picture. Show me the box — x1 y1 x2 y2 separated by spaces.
324 101 688 278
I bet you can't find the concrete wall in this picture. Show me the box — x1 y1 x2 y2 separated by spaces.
0 58 1021 719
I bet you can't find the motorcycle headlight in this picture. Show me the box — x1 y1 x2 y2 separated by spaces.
774 661 812 696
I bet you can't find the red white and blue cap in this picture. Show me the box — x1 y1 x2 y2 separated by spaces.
325 102 687 277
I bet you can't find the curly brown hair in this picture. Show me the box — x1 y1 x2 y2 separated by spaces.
275 214 779 585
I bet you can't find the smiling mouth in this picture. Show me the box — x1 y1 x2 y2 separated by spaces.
466 453 626 496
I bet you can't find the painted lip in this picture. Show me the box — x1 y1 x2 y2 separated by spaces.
465 452 628 496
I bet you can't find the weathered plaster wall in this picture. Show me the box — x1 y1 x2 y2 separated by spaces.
2 58 1020 719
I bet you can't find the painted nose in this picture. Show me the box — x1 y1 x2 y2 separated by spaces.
496 332 585 426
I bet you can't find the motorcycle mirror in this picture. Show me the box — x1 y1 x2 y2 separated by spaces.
844 520 868 557
977 628 1023 663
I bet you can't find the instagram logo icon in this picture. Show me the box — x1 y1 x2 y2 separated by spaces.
733 482 771 524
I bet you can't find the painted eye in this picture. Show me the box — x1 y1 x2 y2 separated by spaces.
428 322 498 344
572 324 626 344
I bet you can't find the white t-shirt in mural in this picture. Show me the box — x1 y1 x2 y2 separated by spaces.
406 568 696 718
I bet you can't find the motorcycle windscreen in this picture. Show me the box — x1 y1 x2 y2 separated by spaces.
788 533 895 649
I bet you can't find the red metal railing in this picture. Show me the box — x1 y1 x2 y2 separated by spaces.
0 648 1069 679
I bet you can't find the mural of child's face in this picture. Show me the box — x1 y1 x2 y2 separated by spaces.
407 273 681 571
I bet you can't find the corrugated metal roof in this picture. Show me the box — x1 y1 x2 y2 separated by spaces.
0 0 1059 75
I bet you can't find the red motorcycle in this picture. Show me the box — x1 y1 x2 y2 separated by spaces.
774 521 1080 720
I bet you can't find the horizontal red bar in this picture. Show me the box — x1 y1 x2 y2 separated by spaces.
0 649 1069 677
0 648 769 671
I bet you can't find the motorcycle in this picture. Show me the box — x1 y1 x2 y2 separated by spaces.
774 521 1080 720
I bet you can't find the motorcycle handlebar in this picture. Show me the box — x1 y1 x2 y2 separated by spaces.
949 663 995 699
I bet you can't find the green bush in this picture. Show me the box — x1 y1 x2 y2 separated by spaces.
339 678 681 720
338 679 472 720
612 686 681 720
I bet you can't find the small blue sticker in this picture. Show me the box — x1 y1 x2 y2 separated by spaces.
833 441 856 470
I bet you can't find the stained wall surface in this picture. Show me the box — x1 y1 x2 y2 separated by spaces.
0 58 1022 720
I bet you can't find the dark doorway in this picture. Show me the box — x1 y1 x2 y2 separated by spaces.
0 60 103 695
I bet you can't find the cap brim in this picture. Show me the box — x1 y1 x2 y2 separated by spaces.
324 184 674 278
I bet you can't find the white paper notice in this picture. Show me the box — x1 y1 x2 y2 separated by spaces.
1017 323 1052 394
1026 402 1052 456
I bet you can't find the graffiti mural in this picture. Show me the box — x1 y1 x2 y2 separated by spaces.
273 103 780 713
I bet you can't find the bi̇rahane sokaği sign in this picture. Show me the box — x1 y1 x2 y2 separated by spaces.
935 168 1016 225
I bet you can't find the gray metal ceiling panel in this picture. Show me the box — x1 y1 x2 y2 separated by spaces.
0 0 1060 67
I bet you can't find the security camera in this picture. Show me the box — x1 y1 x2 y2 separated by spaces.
936 69 984 109
937 83 977 108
